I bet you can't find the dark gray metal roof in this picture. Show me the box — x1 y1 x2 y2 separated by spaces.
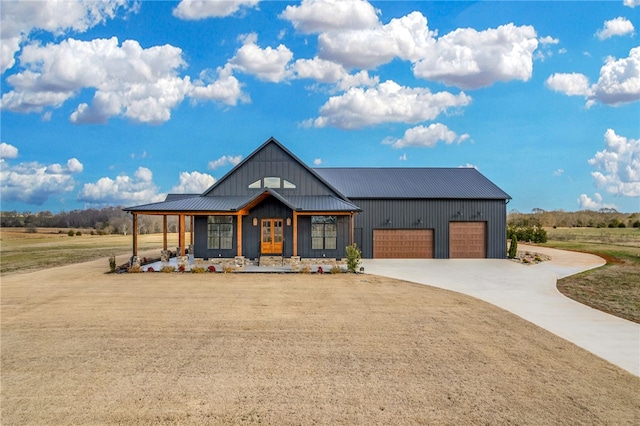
313 168 511 200
124 192 361 213
165 193 200 201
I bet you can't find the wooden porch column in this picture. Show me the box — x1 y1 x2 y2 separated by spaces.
190 216 194 246
293 211 298 256
178 214 185 256
132 213 138 257
349 212 355 246
162 215 167 250
237 213 243 257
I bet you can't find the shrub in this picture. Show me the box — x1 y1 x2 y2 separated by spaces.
160 265 175 273
207 265 217 272
191 266 206 273
68 230 75 236
345 243 362 273
508 235 518 259
507 225 547 243
147 267 155 273
75 231 82 236
330 266 344 274
108 255 117 273
178 265 186 273
222 265 234 273
300 265 311 274
128 264 142 273
317 266 324 274
90 230 96 235
632 220 640 228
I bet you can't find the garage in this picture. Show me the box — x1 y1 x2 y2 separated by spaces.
449 222 487 258
373 229 434 259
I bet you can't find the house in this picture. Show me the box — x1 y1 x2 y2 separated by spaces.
123 137 511 263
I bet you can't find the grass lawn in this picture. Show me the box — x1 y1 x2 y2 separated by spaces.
1 260 638 425
542 227 640 324
0 228 178 275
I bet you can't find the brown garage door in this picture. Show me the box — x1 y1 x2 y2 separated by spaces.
373 229 434 259
449 222 487 258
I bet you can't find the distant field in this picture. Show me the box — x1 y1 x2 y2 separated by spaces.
542 227 640 323
0 228 178 275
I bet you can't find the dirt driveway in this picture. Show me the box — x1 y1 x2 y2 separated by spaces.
1 257 639 425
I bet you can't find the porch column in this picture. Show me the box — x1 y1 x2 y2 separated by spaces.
132 213 138 257
162 215 168 250
293 211 298 256
178 214 185 256
349 212 355 246
237 213 243 257
190 215 194 245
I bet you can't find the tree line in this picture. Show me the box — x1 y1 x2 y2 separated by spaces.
508 209 640 229
0 207 183 235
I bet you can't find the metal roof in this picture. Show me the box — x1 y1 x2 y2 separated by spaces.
313 168 511 200
124 192 361 213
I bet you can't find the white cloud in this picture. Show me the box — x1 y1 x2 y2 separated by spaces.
545 73 592 96
170 171 216 194
1 37 246 123
624 0 640 7
0 0 133 73
78 166 165 206
0 156 83 205
189 65 249 105
280 0 380 34
413 23 539 89
313 158 322 166
545 47 640 106
310 80 471 129
292 57 378 89
318 11 435 69
596 17 635 40
229 33 293 83
208 155 243 170
577 193 617 211
399 153 407 161
553 169 564 177
0 142 19 159
539 36 559 45
173 0 259 20
383 124 469 149
588 129 640 197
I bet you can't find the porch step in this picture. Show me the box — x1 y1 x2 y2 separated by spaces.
259 256 284 267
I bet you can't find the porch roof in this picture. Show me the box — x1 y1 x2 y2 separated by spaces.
123 192 361 214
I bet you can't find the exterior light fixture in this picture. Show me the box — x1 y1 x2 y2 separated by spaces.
386 219 391 225
252 217 258 226
286 217 291 226
417 219 423 225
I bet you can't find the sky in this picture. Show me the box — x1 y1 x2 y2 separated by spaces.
0 0 639 214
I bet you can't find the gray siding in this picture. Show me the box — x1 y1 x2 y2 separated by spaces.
242 197 294 260
207 142 338 198
352 199 507 259
193 215 237 259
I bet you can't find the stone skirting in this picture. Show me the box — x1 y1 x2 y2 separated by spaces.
193 256 246 271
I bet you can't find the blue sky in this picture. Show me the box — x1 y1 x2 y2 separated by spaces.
1 0 639 214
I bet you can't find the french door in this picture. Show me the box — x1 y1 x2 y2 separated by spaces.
261 219 283 254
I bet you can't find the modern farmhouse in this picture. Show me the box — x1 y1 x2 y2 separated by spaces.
124 137 511 262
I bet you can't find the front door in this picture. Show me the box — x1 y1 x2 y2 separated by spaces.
261 219 283 254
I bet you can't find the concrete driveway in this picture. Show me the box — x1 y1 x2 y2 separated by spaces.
363 244 640 377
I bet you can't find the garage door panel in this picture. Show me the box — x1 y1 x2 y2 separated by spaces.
373 229 434 259
449 222 486 258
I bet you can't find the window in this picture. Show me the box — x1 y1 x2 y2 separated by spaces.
263 177 281 188
311 216 337 250
247 177 296 189
208 216 233 249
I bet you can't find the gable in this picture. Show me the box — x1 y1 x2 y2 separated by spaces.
203 138 346 199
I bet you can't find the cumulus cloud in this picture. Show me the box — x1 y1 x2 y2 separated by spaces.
78 167 165 205
173 0 259 20
1 37 246 123
0 142 19 159
0 0 133 73
596 17 635 40
318 11 436 69
229 33 293 83
383 124 470 149
588 129 640 197
189 65 249 105
292 57 378 89
0 156 83 205
553 168 564 177
309 80 471 129
413 23 539 89
280 0 380 33
313 158 322 165
624 0 640 7
577 193 617 211
546 47 640 106
208 155 243 170
169 171 216 193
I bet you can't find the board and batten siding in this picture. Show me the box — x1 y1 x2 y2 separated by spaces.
352 199 507 259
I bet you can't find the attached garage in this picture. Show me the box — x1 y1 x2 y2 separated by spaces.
449 222 487 258
373 229 434 259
